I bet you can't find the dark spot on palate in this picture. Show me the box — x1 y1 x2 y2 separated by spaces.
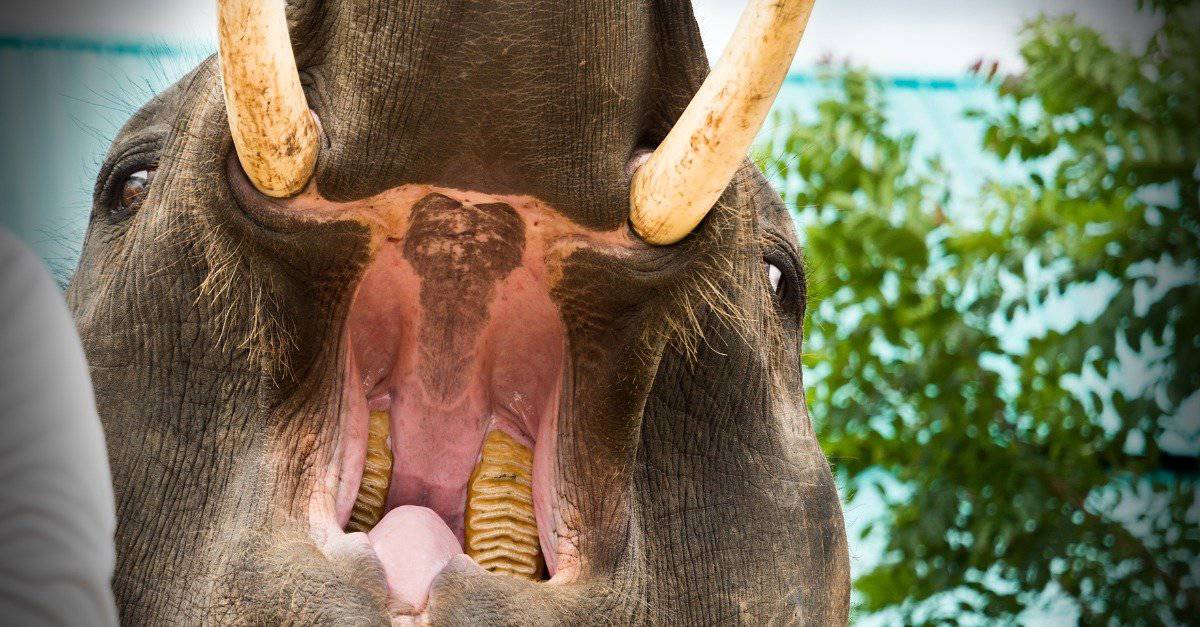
403 193 526 400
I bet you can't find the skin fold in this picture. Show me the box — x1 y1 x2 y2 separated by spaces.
67 1 850 624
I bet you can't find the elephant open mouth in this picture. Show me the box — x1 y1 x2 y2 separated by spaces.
282 185 637 615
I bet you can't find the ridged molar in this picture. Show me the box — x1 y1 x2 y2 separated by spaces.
465 430 543 579
346 411 393 534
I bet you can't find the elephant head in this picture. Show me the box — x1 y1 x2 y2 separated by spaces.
68 0 849 622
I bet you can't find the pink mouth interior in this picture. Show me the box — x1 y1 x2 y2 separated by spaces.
322 190 568 612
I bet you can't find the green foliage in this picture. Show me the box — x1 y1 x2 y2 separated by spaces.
761 4 1199 624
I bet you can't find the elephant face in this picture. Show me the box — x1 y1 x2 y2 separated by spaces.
67 1 849 623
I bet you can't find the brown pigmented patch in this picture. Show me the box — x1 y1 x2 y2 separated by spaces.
402 194 526 401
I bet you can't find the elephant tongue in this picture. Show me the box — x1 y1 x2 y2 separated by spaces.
346 416 544 583
367 505 463 613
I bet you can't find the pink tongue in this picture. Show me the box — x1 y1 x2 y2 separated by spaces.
367 506 464 612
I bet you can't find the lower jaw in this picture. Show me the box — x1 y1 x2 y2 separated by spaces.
350 414 547 580
308 390 565 615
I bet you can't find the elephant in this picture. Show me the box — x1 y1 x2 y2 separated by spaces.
66 0 850 623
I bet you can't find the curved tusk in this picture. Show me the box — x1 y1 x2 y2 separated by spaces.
630 0 816 245
217 0 318 198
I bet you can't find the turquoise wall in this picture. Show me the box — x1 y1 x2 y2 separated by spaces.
0 38 209 275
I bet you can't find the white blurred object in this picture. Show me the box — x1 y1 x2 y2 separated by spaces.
0 229 117 626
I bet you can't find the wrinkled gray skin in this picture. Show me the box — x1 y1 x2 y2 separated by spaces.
67 1 850 623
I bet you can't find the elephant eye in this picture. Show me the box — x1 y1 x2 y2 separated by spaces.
763 250 803 316
765 260 794 305
116 168 155 217
766 261 784 295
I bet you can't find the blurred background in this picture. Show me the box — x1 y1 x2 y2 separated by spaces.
1 1 1196 624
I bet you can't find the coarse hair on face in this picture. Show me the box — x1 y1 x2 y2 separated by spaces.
647 171 801 397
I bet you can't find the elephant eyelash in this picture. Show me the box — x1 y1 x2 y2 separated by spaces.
96 137 163 221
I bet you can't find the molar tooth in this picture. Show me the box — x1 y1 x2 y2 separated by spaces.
465 430 543 580
346 411 392 533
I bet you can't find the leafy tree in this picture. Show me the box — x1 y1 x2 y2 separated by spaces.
760 2 1198 623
